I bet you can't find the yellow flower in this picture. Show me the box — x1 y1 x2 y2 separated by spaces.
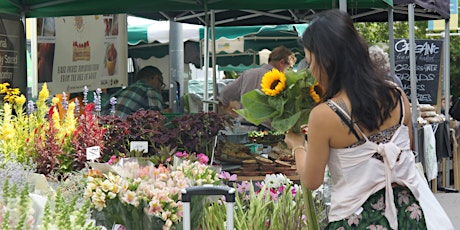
60 102 77 138
52 107 61 130
3 87 20 104
0 82 10 93
51 97 59 105
309 83 322 103
9 88 19 95
260 68 286 96
38 83 49 102
1 103 15 140
15 95 26 107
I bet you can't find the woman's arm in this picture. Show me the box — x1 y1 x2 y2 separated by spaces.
400 91 414 150
284 104 331 190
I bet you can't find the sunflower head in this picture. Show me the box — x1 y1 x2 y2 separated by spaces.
260 68 286 96
309 83 322 103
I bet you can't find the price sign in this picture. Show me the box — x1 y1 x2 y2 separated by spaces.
130 141 148 153
86 146 101 161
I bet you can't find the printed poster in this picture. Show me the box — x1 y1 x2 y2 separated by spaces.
36 14 127 96
0 13 27 95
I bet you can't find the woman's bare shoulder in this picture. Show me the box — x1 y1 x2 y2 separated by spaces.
309 103 341 127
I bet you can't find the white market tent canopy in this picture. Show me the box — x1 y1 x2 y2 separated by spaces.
127 21 307 71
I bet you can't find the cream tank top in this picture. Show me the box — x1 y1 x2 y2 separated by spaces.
326 99 453 230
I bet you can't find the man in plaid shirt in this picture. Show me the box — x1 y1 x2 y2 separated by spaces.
110 66 166 118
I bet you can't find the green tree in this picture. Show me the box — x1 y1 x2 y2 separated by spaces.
449 36 460 100
355 21 427 46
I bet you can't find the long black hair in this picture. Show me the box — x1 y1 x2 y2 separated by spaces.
302 9 399 131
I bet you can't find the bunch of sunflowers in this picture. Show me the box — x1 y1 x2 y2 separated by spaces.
236 68 322 133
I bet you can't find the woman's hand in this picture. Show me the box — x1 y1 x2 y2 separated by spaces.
284 130 307 150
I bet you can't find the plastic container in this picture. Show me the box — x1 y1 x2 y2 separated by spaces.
245 143 263 154
219 130 249 144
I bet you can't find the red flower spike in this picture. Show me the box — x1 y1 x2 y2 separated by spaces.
48 105 55 118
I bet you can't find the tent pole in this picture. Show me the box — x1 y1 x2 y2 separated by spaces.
211 9 218 112
444 19 451 123
203 10 209 112
339 0 347 12
30 18 39 98
169 21 184 113
388 7 396 79
408 3 420 154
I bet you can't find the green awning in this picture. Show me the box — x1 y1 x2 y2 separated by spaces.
0 0 392 18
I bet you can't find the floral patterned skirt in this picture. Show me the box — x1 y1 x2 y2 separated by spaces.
325 186 427 230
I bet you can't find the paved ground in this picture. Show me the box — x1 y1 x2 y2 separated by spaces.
434 192 460 229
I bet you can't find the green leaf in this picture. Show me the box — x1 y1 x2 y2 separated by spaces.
302 185 320 230
236 69 318 133
271 111 302 132
236 90 278 125
285 69 306 85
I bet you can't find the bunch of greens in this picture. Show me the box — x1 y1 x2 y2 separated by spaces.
98 114 130 161
168 112 229 154
125 110 171 154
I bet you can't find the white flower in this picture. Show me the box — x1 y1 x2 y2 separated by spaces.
264 174 284 188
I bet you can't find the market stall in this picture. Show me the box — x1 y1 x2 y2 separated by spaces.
0 0 455 229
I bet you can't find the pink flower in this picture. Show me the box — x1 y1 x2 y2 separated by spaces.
218 171 237 181
291 187 297 196
398 190 410 206
255 181 263 189
346 214 362 226
277 185 285 194
269 188 278 201
301 214 307 224
175 151 188 158
237 181 251 193
371 195 385 211
108 155 117 165
196 153 209 164
367 225 388 230
406 203 422 221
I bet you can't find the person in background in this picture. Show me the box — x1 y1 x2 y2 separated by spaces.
218 46 296 129
440 95 452 115
284 9 453 229
104 66 167 118
442 95 460 139
368 45 403 88
296 57 308 71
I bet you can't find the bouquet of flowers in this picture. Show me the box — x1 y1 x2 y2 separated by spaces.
200 173 320 230
85 158 221 230
236 68 321 133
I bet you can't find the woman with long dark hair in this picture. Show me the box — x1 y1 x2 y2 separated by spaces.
284 9 453 229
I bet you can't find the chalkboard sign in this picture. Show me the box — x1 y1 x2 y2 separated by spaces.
393 39 443 105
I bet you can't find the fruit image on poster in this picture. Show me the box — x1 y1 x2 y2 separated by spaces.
105 42 117 76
